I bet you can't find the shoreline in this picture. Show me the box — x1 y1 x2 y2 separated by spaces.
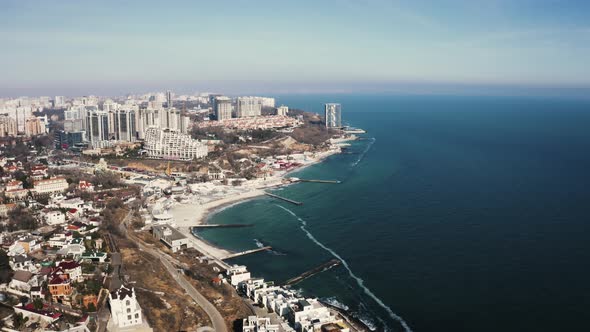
171 144 347 259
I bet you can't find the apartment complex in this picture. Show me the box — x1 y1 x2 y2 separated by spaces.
324 103 342 128
143 127 208 160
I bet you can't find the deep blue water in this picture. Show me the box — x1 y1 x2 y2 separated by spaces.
197 95 590 331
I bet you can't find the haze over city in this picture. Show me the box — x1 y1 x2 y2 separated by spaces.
2 0 590 97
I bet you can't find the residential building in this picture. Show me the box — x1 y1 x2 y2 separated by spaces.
324 103 342 128
214 96 232 121
143 127 208 160
237 97 262 118
0 114 17 137
108 286 147 330
242 316 280 332
86 109 110 147
48 270 73 305
276 105 289 116
32 177 69 196
227 265 252 286
112 108 137 142
24 117 44 136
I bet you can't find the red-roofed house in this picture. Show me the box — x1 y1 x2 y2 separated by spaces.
14 303 62 326
48 271 73 306
57 260 83 282
78 180 94 192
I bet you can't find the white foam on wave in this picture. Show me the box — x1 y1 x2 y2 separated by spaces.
352 137 376 167
276 204 413 332
322 296 350 311
253 238 264 248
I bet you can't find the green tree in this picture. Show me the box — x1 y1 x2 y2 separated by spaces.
33 298 44 310
0 249 13 283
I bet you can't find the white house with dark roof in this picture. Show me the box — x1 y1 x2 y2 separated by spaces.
108 285 152 331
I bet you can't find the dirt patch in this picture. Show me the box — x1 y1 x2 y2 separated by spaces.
117 237 212 331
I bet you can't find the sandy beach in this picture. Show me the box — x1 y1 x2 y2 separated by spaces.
167 142 352 261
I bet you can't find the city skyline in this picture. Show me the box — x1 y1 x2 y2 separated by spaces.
1 0 590 97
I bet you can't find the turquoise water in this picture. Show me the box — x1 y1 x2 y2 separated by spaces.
197 95 590 331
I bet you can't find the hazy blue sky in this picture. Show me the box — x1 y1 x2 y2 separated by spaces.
1 0 590 96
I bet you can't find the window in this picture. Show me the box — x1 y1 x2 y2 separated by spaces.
128 315 131 320
127 308 131 313
126 300 130 306
135 313 139 318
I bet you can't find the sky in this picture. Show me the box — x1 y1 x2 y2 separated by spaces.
1 0 590 97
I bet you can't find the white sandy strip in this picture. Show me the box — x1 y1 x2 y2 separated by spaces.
172 189 266 259
169 145 345 260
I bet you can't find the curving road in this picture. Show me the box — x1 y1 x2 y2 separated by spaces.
119 210 227 332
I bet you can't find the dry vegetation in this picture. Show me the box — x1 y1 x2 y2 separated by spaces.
179 249 255 329
116 237 212 331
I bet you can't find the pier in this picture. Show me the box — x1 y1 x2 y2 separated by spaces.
284 259 341 286
222 246 272 260
192 224 253 229
264 192 303 205
298 179 341 184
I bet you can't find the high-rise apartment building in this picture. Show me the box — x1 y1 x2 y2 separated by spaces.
0 115 17 137
276 105 289 116
24 117 44 137
87 110 110 146
324 103 342 128
112 109 137 142
214 96 232 121
236 97 262 118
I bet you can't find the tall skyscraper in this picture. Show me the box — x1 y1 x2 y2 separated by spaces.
214 96 232 121
166 90 173 109
324 103 342 128
112 109 137 142
87 110 109 146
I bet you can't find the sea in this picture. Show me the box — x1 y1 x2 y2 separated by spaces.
195 94 590 331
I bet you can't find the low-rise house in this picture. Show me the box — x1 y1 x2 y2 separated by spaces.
9 254 38 273
243 316 281 332
152 225 192 253
0 203 16 217
13 303 62 326
81 251 107 263
78 180 94 192
44 209 66 225
48 269 74 306
57 260 83 282
227 265 252 286
17 236 41 254
8 270 35 294
30 164 49 180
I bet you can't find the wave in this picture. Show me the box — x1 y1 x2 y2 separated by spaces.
254 239 287 256
254 238 264 248
276 204 413 332
322 296 350 311
352 137 376 167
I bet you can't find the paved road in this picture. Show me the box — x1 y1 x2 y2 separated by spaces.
119 209 227 332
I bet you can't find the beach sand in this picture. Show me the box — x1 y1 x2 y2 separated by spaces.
167 144 349 261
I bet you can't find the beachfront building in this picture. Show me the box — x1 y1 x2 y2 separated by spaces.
227 265 252 286
324 103 342 128
151 224 192 252
242 316 280 332
143 127 208 160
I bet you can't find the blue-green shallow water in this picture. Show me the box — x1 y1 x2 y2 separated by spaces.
196 95 590 331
